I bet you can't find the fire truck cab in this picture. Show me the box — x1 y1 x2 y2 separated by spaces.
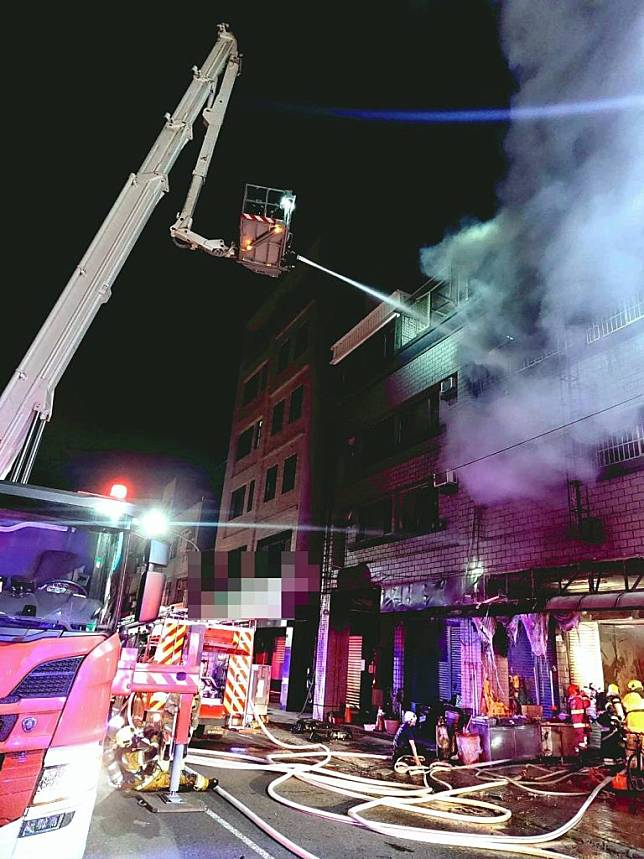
0 480 164 857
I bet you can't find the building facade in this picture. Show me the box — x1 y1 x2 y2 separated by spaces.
314 282 643 722
215 260 357 710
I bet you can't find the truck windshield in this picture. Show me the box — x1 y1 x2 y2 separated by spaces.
0 490 132 634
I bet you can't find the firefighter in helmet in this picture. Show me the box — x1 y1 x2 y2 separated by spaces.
568 683 589 751
622 679 644 734
606 683 625 722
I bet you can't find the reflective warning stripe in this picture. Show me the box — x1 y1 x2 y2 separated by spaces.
224 652 252 717
154 622 187 665
241 214 277 224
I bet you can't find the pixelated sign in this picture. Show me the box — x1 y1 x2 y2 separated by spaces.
188 550 319 621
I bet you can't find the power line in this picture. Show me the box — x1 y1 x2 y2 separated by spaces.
450 393 643 473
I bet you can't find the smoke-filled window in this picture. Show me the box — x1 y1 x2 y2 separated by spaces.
362 416 397 465
396 485 439 533
358 497 393 541
399 390 440 448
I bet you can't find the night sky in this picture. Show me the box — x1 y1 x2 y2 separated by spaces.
1 2 511 506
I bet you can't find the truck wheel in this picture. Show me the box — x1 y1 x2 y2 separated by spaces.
194 724 205 739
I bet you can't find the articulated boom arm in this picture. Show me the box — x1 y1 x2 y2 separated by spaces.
0 25 240 483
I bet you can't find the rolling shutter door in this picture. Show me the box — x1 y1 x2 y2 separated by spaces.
438 621 462 702
271 636 286 681
566 622 604 690
345 635 363 709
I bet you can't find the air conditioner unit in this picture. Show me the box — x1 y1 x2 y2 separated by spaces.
433 471 458 493
440 376 457 400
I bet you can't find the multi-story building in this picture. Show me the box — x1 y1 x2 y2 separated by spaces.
215 258 359 710
314 281 643 722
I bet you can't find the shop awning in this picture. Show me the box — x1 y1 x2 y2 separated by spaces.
545 591 644 611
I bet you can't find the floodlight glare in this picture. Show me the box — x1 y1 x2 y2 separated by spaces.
139 509 169 538
280 195 295 213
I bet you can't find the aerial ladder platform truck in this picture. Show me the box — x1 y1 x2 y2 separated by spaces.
0 25 292 858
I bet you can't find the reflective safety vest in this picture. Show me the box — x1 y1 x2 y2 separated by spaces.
623 691 644 734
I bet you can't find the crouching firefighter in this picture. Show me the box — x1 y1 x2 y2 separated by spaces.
392 711 423 769
104 691 213 792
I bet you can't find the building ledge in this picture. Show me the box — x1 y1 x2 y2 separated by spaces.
330 291 412 365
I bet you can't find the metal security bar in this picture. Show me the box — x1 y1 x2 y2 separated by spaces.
596 423 644 467
586 296 644 344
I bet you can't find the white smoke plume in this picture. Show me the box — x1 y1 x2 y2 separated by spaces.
421 0 644 503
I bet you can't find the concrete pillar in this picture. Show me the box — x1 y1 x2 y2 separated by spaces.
313 592 349 720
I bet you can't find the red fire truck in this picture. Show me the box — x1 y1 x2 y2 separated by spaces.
0 23 294 858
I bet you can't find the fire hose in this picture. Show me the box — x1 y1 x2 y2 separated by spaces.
185 711 615 859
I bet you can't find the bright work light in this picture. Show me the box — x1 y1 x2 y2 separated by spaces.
139 509 169 538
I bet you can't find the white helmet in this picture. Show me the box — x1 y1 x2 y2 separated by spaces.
403 710 416 723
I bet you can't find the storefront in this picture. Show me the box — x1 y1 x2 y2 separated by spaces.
546 593 642 695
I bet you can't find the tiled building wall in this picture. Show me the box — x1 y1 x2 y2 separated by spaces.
337 323 644 585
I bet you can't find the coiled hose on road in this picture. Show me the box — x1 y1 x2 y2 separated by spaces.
185 716 615 859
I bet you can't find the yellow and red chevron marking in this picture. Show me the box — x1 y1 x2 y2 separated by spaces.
230 628 254 656
224 652 252 717
153 622 187 665
147 691 168 712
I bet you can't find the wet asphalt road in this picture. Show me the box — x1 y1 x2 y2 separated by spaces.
85 727 642 859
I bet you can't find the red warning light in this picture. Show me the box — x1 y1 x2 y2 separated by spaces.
109 483 128 500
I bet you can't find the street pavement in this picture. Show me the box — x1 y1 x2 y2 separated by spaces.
86 718 644 859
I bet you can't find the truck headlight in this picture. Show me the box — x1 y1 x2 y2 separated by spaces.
32 749 100 805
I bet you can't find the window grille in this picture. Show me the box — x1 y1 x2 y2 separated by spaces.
596 422 644 467
586 297 643 344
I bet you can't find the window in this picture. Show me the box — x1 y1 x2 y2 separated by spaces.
288 385 304 423
247 479 255 512
264 465 278 501
229 486 246 520
235 419 263 460
399 392 439 449
256 530 292 577
293 324 309 358
347 385 442 473
397 485 438 533
277 340 291 373
362 417 397 465
282 454 297 493
596 419 644 468
236 425 253 460
228 546 247 578
271 400 285 435
242 365 267 405
358 497 392 541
